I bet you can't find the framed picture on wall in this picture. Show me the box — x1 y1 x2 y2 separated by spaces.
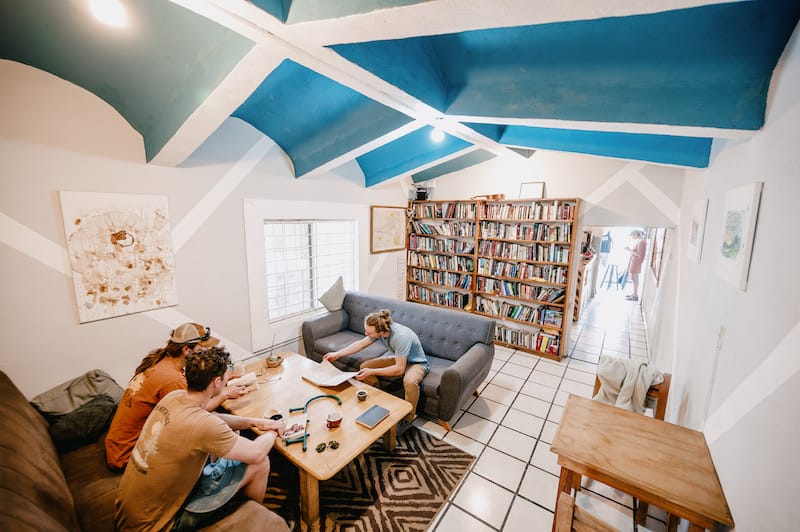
649 227 670 287
716 182 763 290
687 198 709 263
519 181 546 199
370 205 407 253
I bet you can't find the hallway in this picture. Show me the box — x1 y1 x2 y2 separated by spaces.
420 289 663 531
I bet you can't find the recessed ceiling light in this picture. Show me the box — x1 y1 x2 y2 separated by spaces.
90 0 128 28
430 128 445 143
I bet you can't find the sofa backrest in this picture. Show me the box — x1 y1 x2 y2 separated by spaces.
0 371 81 531
343 292 495 362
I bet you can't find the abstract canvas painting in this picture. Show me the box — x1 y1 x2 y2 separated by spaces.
59 191 178 323
687 198 709 263
716 182 763 290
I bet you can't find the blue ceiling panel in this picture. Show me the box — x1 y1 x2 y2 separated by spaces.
412 149 496 183
357 126 472 186
501 126 712 168
330 35 449 112
249 0 292 23
330 1 800 130
465 123 506 142
232 59 413 176
0 0 254 162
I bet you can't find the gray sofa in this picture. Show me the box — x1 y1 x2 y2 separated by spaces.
301 292 496 427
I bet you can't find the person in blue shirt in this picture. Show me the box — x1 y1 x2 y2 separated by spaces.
323 309 429 427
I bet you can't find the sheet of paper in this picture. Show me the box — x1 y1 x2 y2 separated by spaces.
302 360 358 387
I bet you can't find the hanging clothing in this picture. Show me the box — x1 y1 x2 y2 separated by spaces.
593 355 663 413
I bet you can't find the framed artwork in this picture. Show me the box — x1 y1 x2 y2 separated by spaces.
519 181 546 199
370 205 406 253
716 182 763 290
649 228 667 286
687 198 709 263
59 191 178 323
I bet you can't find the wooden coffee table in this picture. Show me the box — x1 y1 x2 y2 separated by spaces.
223 352 412 527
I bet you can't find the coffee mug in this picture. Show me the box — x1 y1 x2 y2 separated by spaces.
326 412 342 429
356 389 368 402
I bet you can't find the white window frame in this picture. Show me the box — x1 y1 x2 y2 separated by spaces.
243 199 369 352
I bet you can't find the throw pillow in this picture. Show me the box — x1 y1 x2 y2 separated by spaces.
49 393 118 452
30 369 124 418
319 276 345 311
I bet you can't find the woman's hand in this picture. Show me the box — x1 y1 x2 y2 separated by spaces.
354 368 373 381
323 352 338 362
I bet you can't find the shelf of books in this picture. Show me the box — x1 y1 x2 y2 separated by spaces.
407 197 581 360
407 201 478 311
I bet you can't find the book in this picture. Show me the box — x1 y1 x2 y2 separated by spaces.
355 404 390 429
302 360 358 387
227 371 258 393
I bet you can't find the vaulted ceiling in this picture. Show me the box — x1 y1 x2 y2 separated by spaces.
1 1 798 186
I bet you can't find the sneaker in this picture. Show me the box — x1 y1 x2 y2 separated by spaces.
625 295 639 301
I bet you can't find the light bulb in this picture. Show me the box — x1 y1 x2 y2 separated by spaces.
430 128 445 143
90 0 128 28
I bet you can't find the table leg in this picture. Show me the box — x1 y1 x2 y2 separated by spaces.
553 467 577 532
298 469 320 527
687 524 706 532
383 425 398 451
666 513 680 532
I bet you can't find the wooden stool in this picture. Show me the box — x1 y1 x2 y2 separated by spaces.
554 492 619 532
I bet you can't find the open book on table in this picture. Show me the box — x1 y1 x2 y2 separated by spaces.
302 360 358 387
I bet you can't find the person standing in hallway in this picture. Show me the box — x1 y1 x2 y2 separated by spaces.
625 230 647 301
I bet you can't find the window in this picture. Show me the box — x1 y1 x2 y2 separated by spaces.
264 220 355 321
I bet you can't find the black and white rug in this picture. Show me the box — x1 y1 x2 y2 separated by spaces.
262 427 474 531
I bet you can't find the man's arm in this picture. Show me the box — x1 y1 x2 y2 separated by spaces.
206 382 247 411
224 431 277 464
215 413 285 433
323 336 373 362
356 355 407 380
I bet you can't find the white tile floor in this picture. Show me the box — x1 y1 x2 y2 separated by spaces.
419 289 667 532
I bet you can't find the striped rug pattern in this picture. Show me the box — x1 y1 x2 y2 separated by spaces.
263 427 474 531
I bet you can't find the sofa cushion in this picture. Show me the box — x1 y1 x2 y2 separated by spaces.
49 394 117 453
0 371 81 532
60 434 120 532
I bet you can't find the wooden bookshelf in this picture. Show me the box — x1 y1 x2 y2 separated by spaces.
407 198 582 360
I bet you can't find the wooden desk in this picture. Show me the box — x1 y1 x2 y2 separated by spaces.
550 395 733 532
224 352 412 527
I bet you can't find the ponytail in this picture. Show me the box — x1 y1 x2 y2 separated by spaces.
134 341 186 375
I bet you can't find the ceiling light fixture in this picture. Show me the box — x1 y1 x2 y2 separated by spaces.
90 0 128 28
430 128 445 143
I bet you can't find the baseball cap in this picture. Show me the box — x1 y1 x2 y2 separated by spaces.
184 458 246 513
170 322 220 347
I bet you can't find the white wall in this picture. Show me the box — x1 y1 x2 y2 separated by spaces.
0 81 407 397
662 25 800 531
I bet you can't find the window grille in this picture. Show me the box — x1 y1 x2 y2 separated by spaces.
263 220 355 321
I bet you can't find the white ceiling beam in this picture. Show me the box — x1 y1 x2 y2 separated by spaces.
447 115 758 140
150 43 290 167
280 0 742 46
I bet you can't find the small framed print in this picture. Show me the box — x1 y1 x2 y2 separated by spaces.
370 205 406 253
519 181 546 199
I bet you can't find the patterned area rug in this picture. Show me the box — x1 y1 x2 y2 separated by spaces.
262 427 474 531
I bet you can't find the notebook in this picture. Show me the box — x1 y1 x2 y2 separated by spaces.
355 404 390 429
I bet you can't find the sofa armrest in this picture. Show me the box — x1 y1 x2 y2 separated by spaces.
437 343 494 421
301 309 349 357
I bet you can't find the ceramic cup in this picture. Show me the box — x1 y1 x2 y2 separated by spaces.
326 412 342 429
356 389 368 402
